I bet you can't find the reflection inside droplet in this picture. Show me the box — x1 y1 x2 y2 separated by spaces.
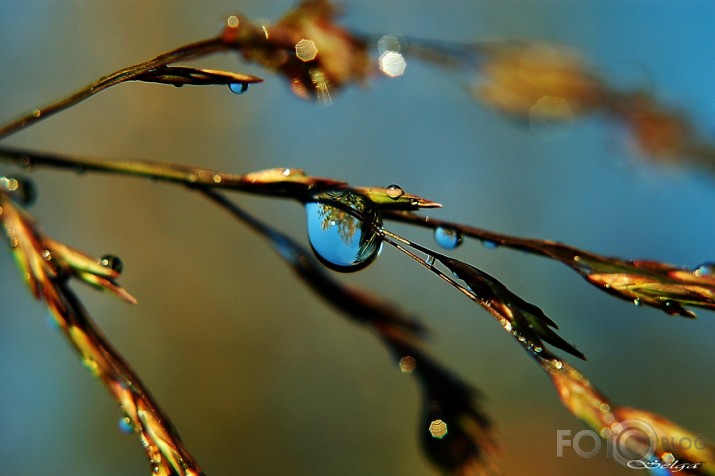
434 226 463 249
228 82 249 94
305 190 382 272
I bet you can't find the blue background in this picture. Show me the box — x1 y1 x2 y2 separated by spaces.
1 1 714 474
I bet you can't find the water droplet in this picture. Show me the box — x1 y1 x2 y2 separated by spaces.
151 463 161 474
428 419 448 439
0 176 37 206
424 255 436 266
41 249 52 261
305 190 382 272
534 346 543 353
8 235 19 248
228 82 249 94
118 416 135 434
212 174 223 183
551 359 563 370
385 184 404 199
399 356 416 373
99 254 124 274
633 298 641 306
482 240 499 249
434 226 463 250
21 155 34 170
694 262 715 277
503 321 512 332
32 109 41 118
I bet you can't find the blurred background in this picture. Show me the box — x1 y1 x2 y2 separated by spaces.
1 1 714 474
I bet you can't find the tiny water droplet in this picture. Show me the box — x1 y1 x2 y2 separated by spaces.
212 174 223 183
99 254 124 274
424 255 436 266
399 355 416 373
428 419 448 439
41 249 52 261
482 240 499 249
385 184 404 199
228 82 249 94
694 262 715 277
151 463 161 474
306 190 382 272
633 298 641 306
9 235 19 248
434 226 462 250
534 346 543 353
503 321 512 332
21 155 34 170
0 176 37 206
551 359 563 370
118 416 135 434
32 109 42 118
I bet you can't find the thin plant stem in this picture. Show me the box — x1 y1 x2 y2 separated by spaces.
0 37 224 140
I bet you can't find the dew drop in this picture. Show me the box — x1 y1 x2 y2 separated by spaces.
385 184 404 199
21 155 34 170
534 346 543 353
399 355 416 373
694 262 715 277
228 82 249 94
633 298 641 306
305 190 382 272
434 226 463 250
118 416 135 434
32 109 42 118
482 240 499 249
99 254 124 274
424 254 436 266
0 176 37 206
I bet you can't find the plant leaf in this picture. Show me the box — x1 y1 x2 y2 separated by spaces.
434 254 585 360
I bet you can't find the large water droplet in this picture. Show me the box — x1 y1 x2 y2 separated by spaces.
99 254 124 274
306 190 382 272
434 226 462 249
228 82 249 94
